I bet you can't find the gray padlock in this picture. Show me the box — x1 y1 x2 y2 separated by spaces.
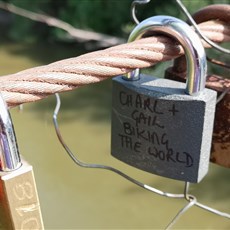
111 16 217 183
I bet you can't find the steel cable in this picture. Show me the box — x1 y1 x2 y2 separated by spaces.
0 20 229 107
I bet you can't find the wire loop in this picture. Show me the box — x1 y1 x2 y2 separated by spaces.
53 93 230 229
131 0 151 24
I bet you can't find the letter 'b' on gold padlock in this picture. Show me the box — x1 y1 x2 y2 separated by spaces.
0 95 44 229
111 16 217 183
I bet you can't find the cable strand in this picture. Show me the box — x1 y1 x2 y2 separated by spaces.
0 21 229 107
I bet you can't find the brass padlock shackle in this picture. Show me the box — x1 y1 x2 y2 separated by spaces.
125 15 207 96
0 94 21 171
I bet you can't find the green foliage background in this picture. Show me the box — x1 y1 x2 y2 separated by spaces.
1 0 229 42
1 0 228 77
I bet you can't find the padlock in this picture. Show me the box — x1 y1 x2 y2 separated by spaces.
165 3 230 168
165 62 230 168
0 95 44 229
111 16 217 183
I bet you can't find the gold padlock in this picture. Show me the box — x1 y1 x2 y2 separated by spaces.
0 94 44 229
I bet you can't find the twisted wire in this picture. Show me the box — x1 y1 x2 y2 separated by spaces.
0 20 229 107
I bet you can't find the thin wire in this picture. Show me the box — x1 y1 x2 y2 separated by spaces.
53 93 230 226
166 196 197 230
196 201 230 218
166 182 196 229
184 182 191 201
207 57 230 69
131 0 151 24
175 0 230 54
53 93 184 199
166 181 230 228
216 88 230 104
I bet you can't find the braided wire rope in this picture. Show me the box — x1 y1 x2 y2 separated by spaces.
0 20 229 107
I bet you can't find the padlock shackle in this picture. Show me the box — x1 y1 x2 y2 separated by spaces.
125 16 207 95
0 94 21 171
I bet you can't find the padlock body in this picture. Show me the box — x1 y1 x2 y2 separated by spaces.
0 159 44 229
111 75 217 183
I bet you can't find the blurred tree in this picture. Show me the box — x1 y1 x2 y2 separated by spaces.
0 0 228 42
